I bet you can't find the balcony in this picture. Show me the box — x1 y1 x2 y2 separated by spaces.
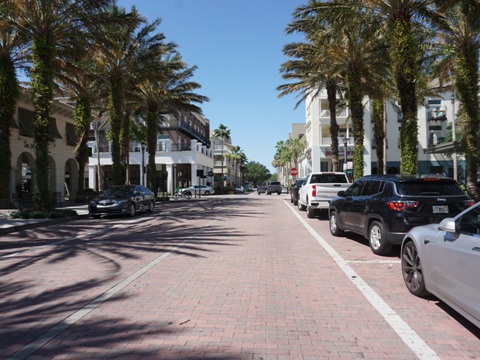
160 119 211 146
320 110 348 118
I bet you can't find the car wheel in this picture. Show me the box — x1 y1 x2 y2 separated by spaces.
401 241 430 297
277 192 281 195
368 221 392 255
307 206 316 218
293 198 298 206
147 200 154 212
257 191 261 195
290 195 293 203
204 191 210 196
329 211 344 236
267 192 271 195
129 203 136 217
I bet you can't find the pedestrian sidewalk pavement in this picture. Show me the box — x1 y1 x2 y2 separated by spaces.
0 204 89 235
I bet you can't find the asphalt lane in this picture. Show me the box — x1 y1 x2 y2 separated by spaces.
1 193 479 359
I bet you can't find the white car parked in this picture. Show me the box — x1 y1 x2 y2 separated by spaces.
182 185 215 195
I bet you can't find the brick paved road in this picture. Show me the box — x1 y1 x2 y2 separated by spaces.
1 194 479 359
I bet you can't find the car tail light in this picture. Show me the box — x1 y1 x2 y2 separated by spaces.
311 187 316 197
388 201 419 211
465 200 475 207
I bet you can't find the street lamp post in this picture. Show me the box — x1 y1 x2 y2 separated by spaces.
343 137 349 173
141 141 146 186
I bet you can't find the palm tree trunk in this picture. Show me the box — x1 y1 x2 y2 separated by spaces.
31 37 55 211
0 56 18 201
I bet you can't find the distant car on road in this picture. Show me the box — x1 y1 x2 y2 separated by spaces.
235 185 244 193
89 185 155 218
182 185 215 195
401 201 480 329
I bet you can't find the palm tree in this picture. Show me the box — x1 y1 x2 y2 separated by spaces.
133 52 209 190
1 0 114 211
361 0 439 175
292 0 390 179
279 11 345 172
0 12 27 201
90 5 147 185
213 124 230 188
433 0 480 199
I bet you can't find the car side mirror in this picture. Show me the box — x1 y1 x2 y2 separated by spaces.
337 190 345 197
134 191 141 196
437 218 456 233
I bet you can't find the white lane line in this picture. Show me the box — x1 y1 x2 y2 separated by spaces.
7 217 221 360
286 203 439 360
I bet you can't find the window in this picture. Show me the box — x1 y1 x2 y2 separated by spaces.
362 180 383 196
345 180 365 196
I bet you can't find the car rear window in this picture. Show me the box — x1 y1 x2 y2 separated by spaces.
311 174 349 183
396 181 465 196
269 181 281 185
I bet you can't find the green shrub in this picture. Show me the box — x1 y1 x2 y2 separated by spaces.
10 208 78 219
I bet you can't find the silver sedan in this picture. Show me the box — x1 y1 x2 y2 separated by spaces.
401 202 480 328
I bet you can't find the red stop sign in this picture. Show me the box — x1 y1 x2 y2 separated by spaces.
290 167 298 176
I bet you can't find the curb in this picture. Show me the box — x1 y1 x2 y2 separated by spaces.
0 214 90 236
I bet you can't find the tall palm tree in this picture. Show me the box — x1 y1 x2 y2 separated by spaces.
293 0 390 179
133 51 209 190
362 0 439 175
0 12 27 201
91 5 146 185
213 124 230 187
279 10 345 172
1 0 113 211
433 0 480 199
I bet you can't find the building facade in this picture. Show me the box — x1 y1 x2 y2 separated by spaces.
296 88 465 183
87 111 214 195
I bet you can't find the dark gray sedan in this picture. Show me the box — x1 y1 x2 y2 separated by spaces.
89 185 155 218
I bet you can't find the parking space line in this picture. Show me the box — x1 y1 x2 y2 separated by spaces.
286 203 439 360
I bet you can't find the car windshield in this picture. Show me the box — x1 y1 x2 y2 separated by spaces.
397 181 465 196
102 186 134 197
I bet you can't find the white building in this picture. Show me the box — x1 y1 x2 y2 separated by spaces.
87 111 214 195
297 88 464 182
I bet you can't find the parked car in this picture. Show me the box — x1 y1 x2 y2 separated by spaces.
89 185 155 218
182 184 214 195
290 177 305 206
257 181 282 195
235 185 244 193
329 174 474 255
401 201 480 329
245 185 253 192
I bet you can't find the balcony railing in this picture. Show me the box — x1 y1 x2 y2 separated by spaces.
320 110 348 118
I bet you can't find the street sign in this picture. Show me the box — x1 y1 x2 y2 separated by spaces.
290 167 298 176
208 171 214 177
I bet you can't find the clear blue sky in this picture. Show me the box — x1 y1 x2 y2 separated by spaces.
118 0 307 173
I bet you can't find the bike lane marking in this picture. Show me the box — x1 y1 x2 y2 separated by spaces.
286 203 439 360
7 216 222 360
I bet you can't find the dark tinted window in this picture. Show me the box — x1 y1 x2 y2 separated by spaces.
396 181 465 196
269 181 281 185
345 180 365 196
362 180 383 196
310 174 348 183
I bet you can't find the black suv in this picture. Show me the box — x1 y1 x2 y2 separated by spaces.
328 174 474 255
290 177 305 205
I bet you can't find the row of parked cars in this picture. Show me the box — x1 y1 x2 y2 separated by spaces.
292 173 480 329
